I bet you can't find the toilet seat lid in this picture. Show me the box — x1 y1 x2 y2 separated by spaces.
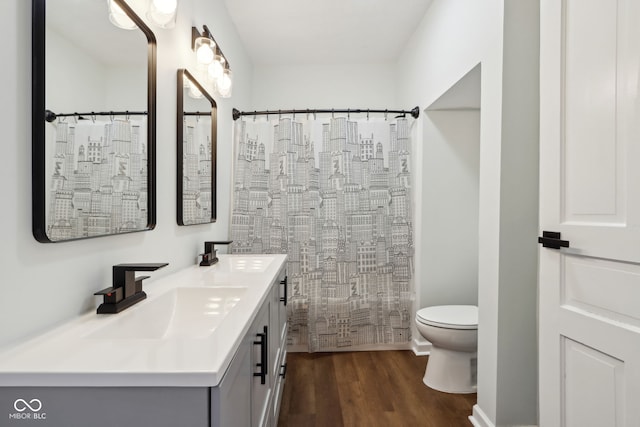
416 305 478 330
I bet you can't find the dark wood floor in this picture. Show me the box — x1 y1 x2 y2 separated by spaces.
278 350 476 427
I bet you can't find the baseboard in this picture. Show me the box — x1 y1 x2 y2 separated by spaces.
411 336 432 356
468 405 537 427
287 343 412 353
286 344 308 353
469 405 494 427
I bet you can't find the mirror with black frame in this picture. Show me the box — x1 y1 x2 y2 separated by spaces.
177 69 217 226
32 0 157 242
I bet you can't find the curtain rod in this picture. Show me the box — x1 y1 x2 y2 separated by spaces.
232 106 420 121
45 109 148 123
183 112 212 116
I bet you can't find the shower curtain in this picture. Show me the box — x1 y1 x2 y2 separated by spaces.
182 116 213 225
46 117 148 240
231 114 415 352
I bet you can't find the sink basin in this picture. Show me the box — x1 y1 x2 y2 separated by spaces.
84 287 247 340
215 256 274 273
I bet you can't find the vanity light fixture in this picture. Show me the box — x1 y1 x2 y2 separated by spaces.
193 25 233 98
217 64 233 98
193 27 216 65
108 0 178 30
147 0 178 29
207 49 225 84
108 0 137 30
194 37 215 64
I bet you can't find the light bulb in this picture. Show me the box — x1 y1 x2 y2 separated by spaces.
207 56 224 83
218 69 232 91
196 46 213 64
219 86 232 98
147 0 177 29
152 0 177 14
108 0 137 30
194 37 215 65
218 68 232 98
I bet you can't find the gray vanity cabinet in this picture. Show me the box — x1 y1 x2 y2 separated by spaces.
0 386 209 427
250 269 288 427
210 332 252 427
250 301 271 427
213 267 288 427
0 265 288 427
270 274 288 424
211 298 271 427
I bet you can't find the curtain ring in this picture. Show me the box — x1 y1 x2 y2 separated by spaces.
332 109 334 119
384 109 388 121
126 111 130 121
109 112 114 122
253 111 257 122
196 113 200 123
367 109 370 121
347 109 350 120
91 113 96 123
278 109 282 121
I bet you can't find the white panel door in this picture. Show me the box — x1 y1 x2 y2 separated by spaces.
539 0 640 426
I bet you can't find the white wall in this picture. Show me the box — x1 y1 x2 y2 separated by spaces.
494 1 540 424
0 0 252 347
397 0 539 426
251 63 397 109
420 109 480 308
47 17 148 113
397 0 504 422
105 65 147 110
46 27 109 113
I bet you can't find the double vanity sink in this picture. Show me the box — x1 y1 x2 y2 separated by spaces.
0 255 288 427
86 286 248 341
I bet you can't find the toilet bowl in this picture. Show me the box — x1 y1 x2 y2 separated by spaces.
415 305 478 394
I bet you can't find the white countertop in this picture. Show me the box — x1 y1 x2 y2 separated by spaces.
0 254 287 388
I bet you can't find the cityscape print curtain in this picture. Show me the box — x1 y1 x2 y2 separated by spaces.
45 118 148 240
231 114 414 352
181 116 213 224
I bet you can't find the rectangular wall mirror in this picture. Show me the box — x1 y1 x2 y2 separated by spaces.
177 69 217 225
32 0 157 242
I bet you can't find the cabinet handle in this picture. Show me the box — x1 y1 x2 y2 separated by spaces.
253 325 268 385
280 276 288 306
279 362 287 379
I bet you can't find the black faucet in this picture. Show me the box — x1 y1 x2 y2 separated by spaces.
200 241 233 266
94 263 168 314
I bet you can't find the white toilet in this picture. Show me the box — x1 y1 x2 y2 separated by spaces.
415 305 478 394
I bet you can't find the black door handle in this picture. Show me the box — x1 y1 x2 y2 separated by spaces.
538 231 570 249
